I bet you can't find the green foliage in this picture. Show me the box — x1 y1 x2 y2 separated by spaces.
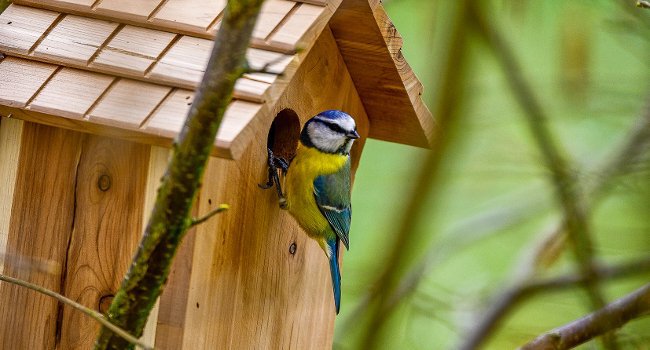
338 1 650 349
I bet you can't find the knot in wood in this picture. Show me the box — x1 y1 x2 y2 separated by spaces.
97 174 111 191
289 242 297 255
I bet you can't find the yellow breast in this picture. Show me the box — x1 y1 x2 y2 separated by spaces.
285 144 347 239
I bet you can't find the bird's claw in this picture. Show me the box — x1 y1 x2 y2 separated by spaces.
260 148 289 208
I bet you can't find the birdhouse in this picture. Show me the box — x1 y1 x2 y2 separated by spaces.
0 0 432 348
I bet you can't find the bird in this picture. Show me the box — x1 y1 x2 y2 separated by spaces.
262 110 359 314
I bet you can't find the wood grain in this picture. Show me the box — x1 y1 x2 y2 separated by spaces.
92 25 176 75
13 0 333 53
94 0 161 22
57 136 149 349
153 144 197 349
0 122 84 349
180 26 368 350
140 146 171 346
0 57 58 108
266 3 325 52
32 14 119 65
151 0 226 33
145 89 194 137
88 78 172 128
329 0 434 148
0 5 60 54
253 0 296 40
29 67 115 119
0 118 24 275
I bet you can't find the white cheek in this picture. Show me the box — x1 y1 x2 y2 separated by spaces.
308 123 344 152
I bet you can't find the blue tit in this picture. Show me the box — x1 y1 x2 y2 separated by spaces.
263 110 359 314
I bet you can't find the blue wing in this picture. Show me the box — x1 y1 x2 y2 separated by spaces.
313 159 351 249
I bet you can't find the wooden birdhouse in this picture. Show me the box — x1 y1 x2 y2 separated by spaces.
0 0 432 348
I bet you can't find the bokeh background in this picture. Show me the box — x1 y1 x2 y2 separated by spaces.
338 1 650 349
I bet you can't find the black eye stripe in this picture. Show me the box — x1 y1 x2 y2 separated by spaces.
320 121 347 134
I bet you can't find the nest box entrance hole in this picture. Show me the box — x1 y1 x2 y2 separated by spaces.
267 109 300 162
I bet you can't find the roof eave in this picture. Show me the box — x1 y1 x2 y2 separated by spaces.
329 0 434 148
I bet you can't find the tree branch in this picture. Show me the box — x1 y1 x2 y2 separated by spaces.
520 283 650 350
0 274 152 350
459 256 650 350
637 1 650 9
94 0 264 348
189 204 229 227
468 3 616 347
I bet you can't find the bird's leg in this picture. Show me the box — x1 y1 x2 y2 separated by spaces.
259 148 288 208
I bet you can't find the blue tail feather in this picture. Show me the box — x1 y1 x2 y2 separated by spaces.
327 238 341 314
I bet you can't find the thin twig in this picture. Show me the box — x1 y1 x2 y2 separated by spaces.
520 283 650 349
531 94 650 270
459 256 650 350
189 204 229 227
0 274 152 350
637 1 650 9
460 94 650 349
468 3 617 348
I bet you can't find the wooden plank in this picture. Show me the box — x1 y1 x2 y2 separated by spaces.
233 78 270 103
154 144 197 349
13 0 338 54
253 0 296 40
92 25 176 75
145 89 194 137
0 122 84 349
140 145 170 346
29 67 115 119
94 0 162 22
33 14 119 65
151 0 226 33
266 4 325 52
0 118 24 275
150 38 292 91
246 48 293 74
0 57 58 108
182 28 368 349
0 4 60 55
57 136 149 349
148 35 212 89
88 79 171 128
329 0 434 147
154 224 196 350
215 100 263 158
18 0 95 11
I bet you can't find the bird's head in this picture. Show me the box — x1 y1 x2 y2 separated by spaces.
300 110 360 155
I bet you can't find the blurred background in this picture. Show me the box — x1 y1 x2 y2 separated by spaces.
338 1 650 349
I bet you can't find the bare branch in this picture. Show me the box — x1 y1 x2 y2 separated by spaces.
459 256 650 350
520 283 650 350
468 4 616 348
0 274 152 350
637 1 650 9
189 204 229 227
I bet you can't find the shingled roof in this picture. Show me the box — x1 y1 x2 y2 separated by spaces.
0 0 432 159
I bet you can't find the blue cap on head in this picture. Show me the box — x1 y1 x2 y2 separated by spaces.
318 110 350 120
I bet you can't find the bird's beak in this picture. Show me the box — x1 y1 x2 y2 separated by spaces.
347 130 360 139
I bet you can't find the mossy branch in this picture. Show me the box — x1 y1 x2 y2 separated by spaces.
94 1 265 349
